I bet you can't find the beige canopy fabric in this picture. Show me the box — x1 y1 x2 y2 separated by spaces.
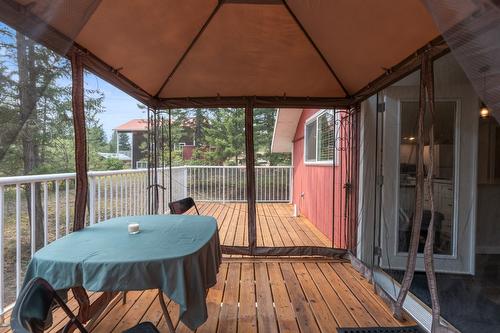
4 0 448 105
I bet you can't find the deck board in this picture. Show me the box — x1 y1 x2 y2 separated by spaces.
267 262 299 333
255 263 279 333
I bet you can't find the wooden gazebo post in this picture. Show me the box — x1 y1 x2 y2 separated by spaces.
71 50 88 231
68 50 117 332
245 99 257 254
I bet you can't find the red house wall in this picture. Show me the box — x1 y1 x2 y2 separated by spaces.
182 145 195 160
292 109 346 248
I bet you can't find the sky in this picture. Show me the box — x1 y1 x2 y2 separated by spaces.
84 72 145 139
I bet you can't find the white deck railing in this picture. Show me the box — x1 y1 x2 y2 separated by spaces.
0 165 291 317
186 166 292 202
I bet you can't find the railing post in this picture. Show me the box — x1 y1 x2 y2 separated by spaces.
109 176 114 218
89 175 95 225
65 179 70 235
289 166 293 203
15 184 21 297
133 175 137 216
124 174 128 216
183 167 188 199
120 174 124 216
55 181 60 238
0 185 3 322
97 177 101 222
222 167 226 203
43 182 48 246
30 182 36 255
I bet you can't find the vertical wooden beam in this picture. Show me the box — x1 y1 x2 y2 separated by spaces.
244 100 257 253
71 51 88 231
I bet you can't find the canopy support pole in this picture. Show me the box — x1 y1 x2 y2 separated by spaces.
244 100 257 254
71 51 88 231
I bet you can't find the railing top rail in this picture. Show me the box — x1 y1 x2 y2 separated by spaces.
0 169 147 186
186 165 292 169
255 166 292 169
88 168 150 177
0 172 77 185
0 165 292 186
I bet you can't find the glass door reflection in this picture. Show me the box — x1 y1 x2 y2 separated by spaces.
398 101 456 255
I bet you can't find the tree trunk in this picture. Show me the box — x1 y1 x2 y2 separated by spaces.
17 32 44 250
0 40 57 163
194 109 204 147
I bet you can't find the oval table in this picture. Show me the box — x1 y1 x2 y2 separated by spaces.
24 214 222 332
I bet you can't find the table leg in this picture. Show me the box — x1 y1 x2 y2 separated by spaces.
72 287 90 324
62 288 117 333
157 289 176 333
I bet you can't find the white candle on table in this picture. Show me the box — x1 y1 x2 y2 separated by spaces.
128 223 140 234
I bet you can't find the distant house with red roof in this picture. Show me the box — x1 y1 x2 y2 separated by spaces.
114 119 149 132
112 119 197 168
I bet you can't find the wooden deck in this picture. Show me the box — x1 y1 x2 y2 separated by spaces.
2 259 415 333
2 203 416 332
194 203 331 248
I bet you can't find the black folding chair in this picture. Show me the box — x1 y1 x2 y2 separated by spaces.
168 197 200 215
11 278 159 333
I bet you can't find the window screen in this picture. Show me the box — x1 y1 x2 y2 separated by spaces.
305 120 317 161
318 111 335 162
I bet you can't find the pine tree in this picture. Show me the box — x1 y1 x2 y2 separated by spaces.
118 132 131 151
204 108 245 165
0 25 106 249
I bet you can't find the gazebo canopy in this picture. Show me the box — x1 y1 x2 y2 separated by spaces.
2 0 455 108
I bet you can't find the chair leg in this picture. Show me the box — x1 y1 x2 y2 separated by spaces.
157 289 175 333
122 291 127 305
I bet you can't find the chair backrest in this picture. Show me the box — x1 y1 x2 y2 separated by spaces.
11 278 88 333
168 197 199 215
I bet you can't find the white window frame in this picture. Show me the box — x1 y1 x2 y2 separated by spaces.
304 109 339 166
175 142 186 151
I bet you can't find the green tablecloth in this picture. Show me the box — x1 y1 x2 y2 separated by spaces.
24 214 222 330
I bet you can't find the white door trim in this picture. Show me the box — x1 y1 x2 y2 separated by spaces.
380 92 477 274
